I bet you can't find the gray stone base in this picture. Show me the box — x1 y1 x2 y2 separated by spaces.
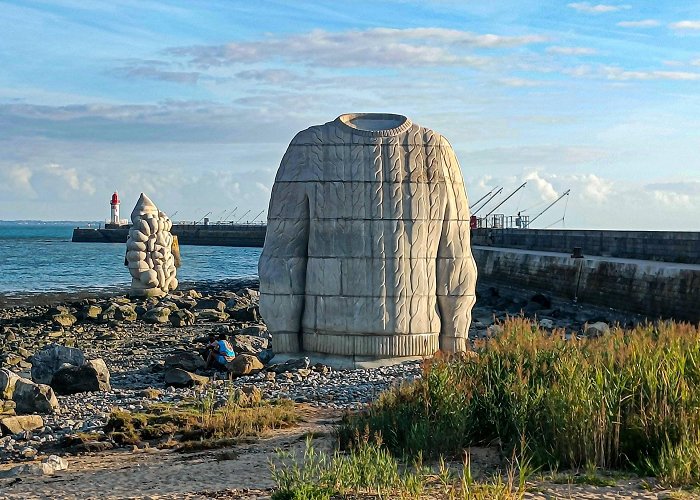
271 331 442 359
270 351 429 369
128 288 166 299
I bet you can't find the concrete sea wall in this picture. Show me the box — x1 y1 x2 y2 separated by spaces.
472 246 700 322
72 224 266 247
471 229 700 264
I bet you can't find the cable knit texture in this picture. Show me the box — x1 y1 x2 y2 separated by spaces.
259 113 477 358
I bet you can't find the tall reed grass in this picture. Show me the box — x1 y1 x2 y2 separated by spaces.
338 318 700 485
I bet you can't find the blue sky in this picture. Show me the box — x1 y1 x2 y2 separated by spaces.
1 0 699 229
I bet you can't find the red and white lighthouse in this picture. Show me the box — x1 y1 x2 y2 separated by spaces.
110 191 120 225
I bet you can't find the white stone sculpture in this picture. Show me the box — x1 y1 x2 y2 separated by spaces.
259 113 477 362
125 193 178 297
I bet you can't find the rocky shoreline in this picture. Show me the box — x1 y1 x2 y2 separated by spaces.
0 278 645 470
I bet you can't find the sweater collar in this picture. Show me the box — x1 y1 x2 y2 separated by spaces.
334 113 413 137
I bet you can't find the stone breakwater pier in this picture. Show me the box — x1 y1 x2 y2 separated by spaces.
471 228 700 323
471 228 700 264
72 222 266 247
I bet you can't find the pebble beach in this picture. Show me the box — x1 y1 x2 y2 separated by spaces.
0 267 651 499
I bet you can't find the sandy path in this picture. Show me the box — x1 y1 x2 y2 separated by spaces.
0 407 338 500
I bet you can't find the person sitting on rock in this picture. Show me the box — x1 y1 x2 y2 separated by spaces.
201 333 218 362
207 333 236 369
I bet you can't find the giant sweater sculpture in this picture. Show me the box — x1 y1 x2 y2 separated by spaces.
259 113 477 361
125 193 178 297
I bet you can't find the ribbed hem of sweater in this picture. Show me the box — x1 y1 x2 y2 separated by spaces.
334 113 413 137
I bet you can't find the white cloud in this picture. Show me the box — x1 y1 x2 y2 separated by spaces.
462 145 606 166
563 63 700 81
570 173 613 203
662 60 684 67
0 163 96 200
567 2 630 14
563 64 594 77
692 59 700 66
4 166 34 195
112 65 201 84
651 190 692 207
497 77 547 87
603 66 700 81
165 28 548 69
546 46 597 55
669 20 700 31
525 171 559 202
235 69 299 84
616 19 660 28
645 181 700 197
0 101 315 144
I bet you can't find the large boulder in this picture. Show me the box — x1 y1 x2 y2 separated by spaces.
0 369 18 400
233 331 275 365
238 325 268 336
52 312 77 328
164 368 209 388
82 304 102 321
585 321 610 338
196 309 229 322
195 299 226 312
0 455 68 478
225 296 244 311
30 344 86 385
98 303 136 323
530 293 552 309
143 306 171 324
268 357 310 374
229 386 263 407
539 318 554 329
232 335 269 356
164 351 205 372
1 400 16 416
114 304 137 322
226 303 259 322
169 308 195 327
258 348 275 365
168 295 198 310
50 359 111 395
1 415 44 435
226 354 263 377
12 377 59 414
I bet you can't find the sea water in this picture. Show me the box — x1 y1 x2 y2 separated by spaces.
0 222 261 295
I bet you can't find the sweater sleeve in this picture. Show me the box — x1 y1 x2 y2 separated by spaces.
435 140 477 353
258 138 310 353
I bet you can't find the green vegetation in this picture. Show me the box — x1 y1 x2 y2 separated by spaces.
270 436 527 500
337 318 700 486
549 461 620 487
105 386 296 449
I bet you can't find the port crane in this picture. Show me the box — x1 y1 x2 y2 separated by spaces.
195 211 212 225
223 207 239 222
251 210 265 223
485 182 527 217
527 189 571 228
235 210 251 223
469 187 498 211
471 187 504 215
